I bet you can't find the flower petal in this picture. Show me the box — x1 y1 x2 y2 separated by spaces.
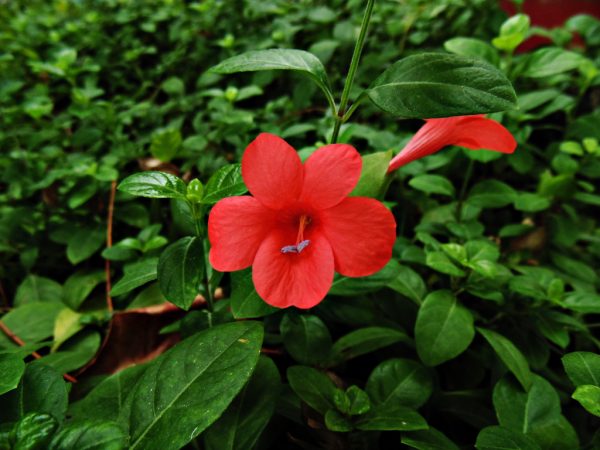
388 115 516 172
252 228 334 309
242 133 303 209
299 144 362 210
208 196 275 272
320 197 396 277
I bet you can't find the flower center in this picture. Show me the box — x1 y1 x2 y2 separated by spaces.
280 214 311 254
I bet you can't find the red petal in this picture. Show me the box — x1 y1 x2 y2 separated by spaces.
388 115 516 172
242 133 303 209
252 228 334 309
208 196 275 272
320 197 396 277
299 144 362 210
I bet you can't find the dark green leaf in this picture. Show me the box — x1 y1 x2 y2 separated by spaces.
201 164 247 204
110 258 158 297
409 174 455 197
287 365 336 415
324 410 353 432
150 128 181 162
562 352 600 387
387 265 427 304
329 327 410 366
330 259 401 296
49 420 127 450
467 180 517 209
350 151 392 198
229 269 276 319
0 353 25 395
523 48 586 78
0 303 64 349
11 412 58 450
62 270 105 310
476 426 541 450
444 37 500 66
157 237 204 310
367 53 516 118
14 275 63 306
356 404 428 431
415 291 474 366
40 330 101 374
280 314 332 366
117 172 186 199
124 322 263 450
402 427 460 450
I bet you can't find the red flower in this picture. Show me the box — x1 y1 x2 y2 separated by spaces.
387 115 517 172
208 133 396 309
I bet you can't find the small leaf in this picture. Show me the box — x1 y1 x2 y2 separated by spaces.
280 314 332 366
325 410 353 432
150 128 182 162
201 164 247 204
355 404 428 431
409 174 455 197
415 290 475 366
62 270 105 310
0 303 64 349
367 53 516 118
49 420 127 450
444 37 500 66
329 327 410 366
11 412 58 450
468 180 517 209
350 150 393 198
330 259 401 296
478 327 532 391
476 426 541 450
157 237 204 310
523 47 586 78
562 352 600 387
118 172 186 199
0 353 25 395
230 269 276 319
387 265 427 304
125 322 263 450
14 275 63 306
572 385 600 417
402 427 461 450
110 258 158 297
287 366 336 415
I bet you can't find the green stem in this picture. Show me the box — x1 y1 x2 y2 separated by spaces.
330 0 375 144
457 158 475 222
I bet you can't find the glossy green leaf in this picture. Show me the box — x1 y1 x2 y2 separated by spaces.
280 314 332 366
402 427 460 450
201 164 247 204
387 265 427 304
329 327 410 366
287 365 336 415
366 358 433 409
62 270 105 310
229 269 276 319
110 258 158 297
467 180 517 209
0 303 64 349
66 226 105 265
40 330 101 374
444 37 500 66
150 128 181 162
14 275 63 306
117 172 186 199
478 327 532 391
324 410 353 432
330 259 401 296
355 404 428 431
157 236 204 310
572 385 600 417
367 53 516 118
204 357 280 450
409 174 455 197
0 353 25 395
562 351 600 387
11 412 58 450
124 321 263 450
523 48 586 78
415 290 474 366
492 14 530 52
476 426 541 450
49 420 127 450
350 150 393 198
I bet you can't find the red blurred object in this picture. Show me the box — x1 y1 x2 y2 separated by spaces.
500 0 600 51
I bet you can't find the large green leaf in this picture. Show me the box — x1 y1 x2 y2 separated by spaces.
10 412 58 450
402 427 460 450
350 150 393 198
467 180 517 209
329 259 401 296
478 327 532 391
366 358 433 409
476 426 541 450
40 330 101 374
124 321 263 450
229 269 276 319
0 353 25 395
49 420 127 450
157 236 204 310
204 357 280 450
355 404 428 431
280 314 332 366
572 385 600 417
415 290 474 366
523 48 586 78
0 303 64 349
201 164 247 205
118 172 186 199
329 327 410 366
562 351 600 387
210 49 333 107
387 265 427 304
110 258 158 297
14 275 63 306
367 53 516 118
0 362 68 423
62 270 105 310
287 365 336 415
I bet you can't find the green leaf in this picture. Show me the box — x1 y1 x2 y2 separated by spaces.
425 251 466 277
0 353 25 395
49 420 127 450
514 193 551 212
150 128 182 162
561 292 600 314
409 174 455 197
350 150 393 198
157 236 204 310
355 404 428 431
415 290 475 366
387 265 427 304
125 321 263 450
572 385 600 417
110 258 158 297
467 180 517 209
329 327 410 366
229 269 276 319
366 358 433 409
69 365 147 421
523 48 586 78
201 164 247 204
324 410 353 432
330 259 401 296
14 275 63 306
492 375 560 434
476 426 541 450
526 415 579 450
287 365 336 415
62 270 105 310
40 330 101 374
492 14 530 52
0 362 68 423
117 172 186 199
343 386 371 415
66 226 105 265
210 49 333 107
444 37 500 66
11 412 58 450
0 303 64 349
204 357 280 450
280 314 332 366
478 327 532 391
366 53 516 118
402 427 460 450
562 352 600 387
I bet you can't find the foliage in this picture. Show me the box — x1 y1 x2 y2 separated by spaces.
1 0 600 449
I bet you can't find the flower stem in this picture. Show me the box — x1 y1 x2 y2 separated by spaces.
330 0 375 144
457 158 475 222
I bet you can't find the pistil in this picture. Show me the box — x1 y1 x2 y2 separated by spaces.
281 215 311 254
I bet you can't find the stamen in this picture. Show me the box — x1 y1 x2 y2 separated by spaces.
297 240 310 252
281 215 312 255
280 240 310 254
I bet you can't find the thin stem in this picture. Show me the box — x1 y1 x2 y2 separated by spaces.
457 159 475 222
105 180 117 313
330 0 375 144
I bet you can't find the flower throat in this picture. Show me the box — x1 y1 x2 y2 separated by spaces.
281 215 311 254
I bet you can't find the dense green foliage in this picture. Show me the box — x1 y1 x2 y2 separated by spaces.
1 0 600 449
